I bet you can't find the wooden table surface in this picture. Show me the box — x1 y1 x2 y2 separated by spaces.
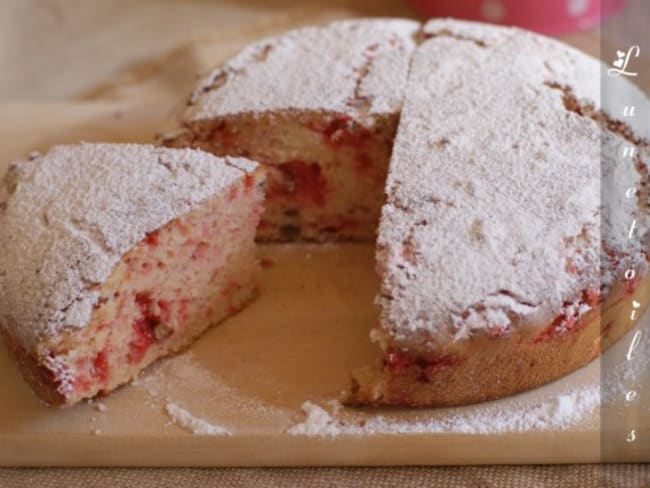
2 0 648 102
1 0 649 483
1 0 412 101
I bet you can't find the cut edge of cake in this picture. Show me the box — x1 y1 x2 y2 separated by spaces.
159 18 420 242
0 143 266 405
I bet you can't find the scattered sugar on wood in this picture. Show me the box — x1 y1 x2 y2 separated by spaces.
287 325 649 436
138 352 286 418
165 403 231 436
287 401 341 437
283 384 601 436
133 323 647 437
351 384 601 435
134 351 291 432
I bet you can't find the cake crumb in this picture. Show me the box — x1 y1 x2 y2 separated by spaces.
165 402 231 436
94 402 107 412
287 401 340 437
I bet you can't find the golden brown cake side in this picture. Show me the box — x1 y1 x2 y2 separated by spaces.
346 271 650 407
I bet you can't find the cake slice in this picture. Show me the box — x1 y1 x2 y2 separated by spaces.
160 19 419 241
346 20 650 406
0 143 265 406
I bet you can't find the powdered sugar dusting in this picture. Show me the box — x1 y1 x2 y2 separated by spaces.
130 321 646 437
182 19 419 122
378 19 650 347
355 386 600 435
134 351 292 433
285 383 599 436
287 401 342 437
0 143 257 349
165 402 231 436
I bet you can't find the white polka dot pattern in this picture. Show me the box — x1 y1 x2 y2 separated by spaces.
567 0 590 17
481 1 506 22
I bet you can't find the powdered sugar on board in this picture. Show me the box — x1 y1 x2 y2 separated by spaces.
285 322 648 436
132 351 293 434
165 403 231 436
133 323 647 437
343 384 600 435
286 402 342 437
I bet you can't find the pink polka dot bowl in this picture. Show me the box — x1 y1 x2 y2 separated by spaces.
407 0 626 35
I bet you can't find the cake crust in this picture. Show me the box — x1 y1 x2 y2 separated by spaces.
346 272 650 407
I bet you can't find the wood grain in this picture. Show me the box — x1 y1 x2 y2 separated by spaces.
0 0 416 101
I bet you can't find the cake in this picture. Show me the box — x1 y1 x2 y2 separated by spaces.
0 143 265 406
3 19 649 409
160 19 420 241
162 19 650 407
346 20 650 406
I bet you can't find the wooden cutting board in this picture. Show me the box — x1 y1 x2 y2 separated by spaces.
0 13 648 467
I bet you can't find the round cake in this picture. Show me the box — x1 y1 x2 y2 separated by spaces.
162 18 650 407
1 18 649 408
